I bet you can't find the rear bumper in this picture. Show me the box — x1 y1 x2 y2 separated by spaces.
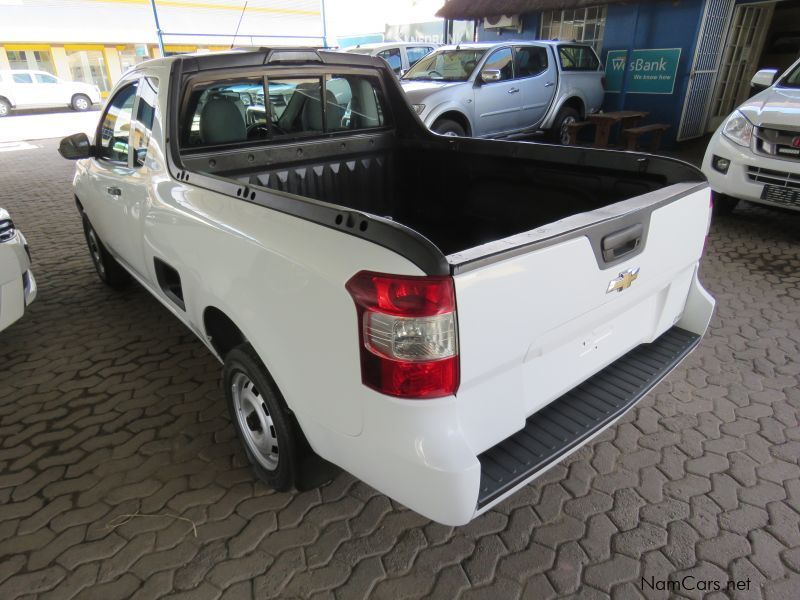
0 231 36 332
307 271 714 525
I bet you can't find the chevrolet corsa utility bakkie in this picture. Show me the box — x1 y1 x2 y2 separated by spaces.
59 47 715 526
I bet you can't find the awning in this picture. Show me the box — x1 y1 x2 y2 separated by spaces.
436 0 639 20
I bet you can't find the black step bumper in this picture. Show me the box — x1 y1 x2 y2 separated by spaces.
477 326 701 508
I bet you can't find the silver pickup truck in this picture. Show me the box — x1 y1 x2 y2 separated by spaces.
401 41 604 143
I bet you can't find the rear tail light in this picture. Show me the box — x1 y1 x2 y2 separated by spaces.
345 271 459 399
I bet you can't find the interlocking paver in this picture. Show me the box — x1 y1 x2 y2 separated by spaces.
0 139 798 599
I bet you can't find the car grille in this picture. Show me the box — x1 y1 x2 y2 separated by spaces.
0 219 15 242
747 166 800 189
754 126 800 161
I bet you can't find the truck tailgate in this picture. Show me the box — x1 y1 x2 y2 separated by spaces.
452 182 711 456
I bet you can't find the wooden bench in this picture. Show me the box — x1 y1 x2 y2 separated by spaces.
565 121 594 145
622 123 671 151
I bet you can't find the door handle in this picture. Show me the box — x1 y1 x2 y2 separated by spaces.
508 87 520 94
601 223 643 262
106 186 122 196
545 81 555 87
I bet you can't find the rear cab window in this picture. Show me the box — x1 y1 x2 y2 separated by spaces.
558 45 600 71
181 70 388 150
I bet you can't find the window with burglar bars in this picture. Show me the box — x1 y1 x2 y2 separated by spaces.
540 6 607 53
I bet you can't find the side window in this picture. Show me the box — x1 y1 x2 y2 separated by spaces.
12 73 33 84
483 48 514 81
558 46 600 71
377 48 402 74
407 47 433 68
35 73 58 84
98 81 138 163
182 79 266 148
132 77 158 167
515 47 548 78
325 74 386 132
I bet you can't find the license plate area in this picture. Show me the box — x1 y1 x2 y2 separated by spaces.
761 184 800 207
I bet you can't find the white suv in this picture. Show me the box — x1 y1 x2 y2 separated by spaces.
0 208 36 333
345 42 437 76
703 56 800 214
0 69 101 117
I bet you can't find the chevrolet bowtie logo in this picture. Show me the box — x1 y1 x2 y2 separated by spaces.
607 267 640 293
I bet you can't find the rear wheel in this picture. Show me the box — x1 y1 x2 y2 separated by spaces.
550 106 580 145
0 98 10 118
432 118 466 137
81 215 130 288
712 192 739 216
224 344 301 491
71 94 91 112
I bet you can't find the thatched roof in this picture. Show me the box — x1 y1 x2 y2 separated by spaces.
436 0 640 20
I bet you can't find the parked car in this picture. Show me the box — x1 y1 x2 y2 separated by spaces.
0 208 36 332
0 69 101 117
703 56 800 214
345 42 437 76
58 48 714 526
399 41 604 141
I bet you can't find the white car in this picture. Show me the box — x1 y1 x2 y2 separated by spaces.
0 208 36 332
702 56 800 214
58 49 714 526
345 42 437 76
0 69 101 117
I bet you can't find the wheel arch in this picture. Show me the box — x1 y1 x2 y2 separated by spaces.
203 306 247 359
430 110 472 136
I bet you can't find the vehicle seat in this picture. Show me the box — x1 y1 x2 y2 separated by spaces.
200 97 247 145
301 89 345 132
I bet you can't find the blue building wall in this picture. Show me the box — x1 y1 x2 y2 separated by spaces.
474 0 709 147
600 0 706 145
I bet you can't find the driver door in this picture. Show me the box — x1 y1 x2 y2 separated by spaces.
84 79 144 276
473 47 523 137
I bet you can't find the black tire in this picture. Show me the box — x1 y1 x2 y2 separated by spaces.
549 106 581 145
712 192 739 216
0 98 10 118
224 344 301 491
432 118 466 137
71 94 92 112
81 214 130 288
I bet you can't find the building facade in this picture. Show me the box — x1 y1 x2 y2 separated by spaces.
438 0 800 144
0 0 324 96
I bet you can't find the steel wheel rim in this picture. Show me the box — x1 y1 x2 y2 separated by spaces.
560 115 576 145
232 371 279 471
442 130 458 137
76 97 88 110
87 228 105 276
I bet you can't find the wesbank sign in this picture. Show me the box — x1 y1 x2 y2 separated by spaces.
605 48 682 94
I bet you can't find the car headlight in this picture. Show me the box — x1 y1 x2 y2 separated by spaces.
0 218 16 243
721 111 754 147
412 104 425 115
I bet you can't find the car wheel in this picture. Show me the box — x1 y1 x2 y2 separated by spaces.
550 106 580 145
0 98 10 118
81 214 130 288
72 94 91 112
224 344 300 491
712 191 739 216
432 118 466 137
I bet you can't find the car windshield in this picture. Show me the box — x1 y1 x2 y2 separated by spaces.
779 61 800 88
402 49 486 81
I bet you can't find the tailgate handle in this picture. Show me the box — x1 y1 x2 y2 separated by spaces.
602 224 643 262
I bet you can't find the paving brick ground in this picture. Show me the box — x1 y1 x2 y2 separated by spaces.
1 139 798 599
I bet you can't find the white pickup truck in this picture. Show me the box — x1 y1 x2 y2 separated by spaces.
59 48 715 526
